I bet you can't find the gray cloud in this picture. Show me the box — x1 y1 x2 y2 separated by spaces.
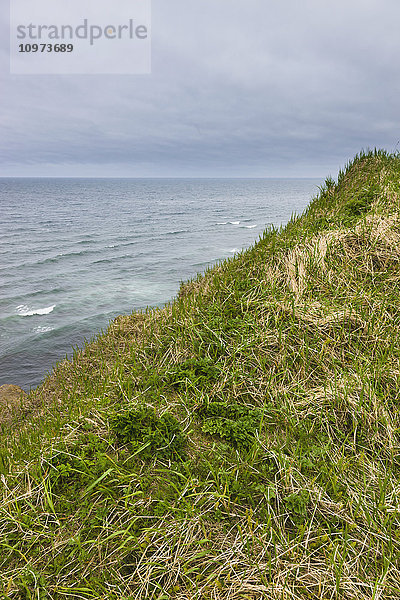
1 0 400 176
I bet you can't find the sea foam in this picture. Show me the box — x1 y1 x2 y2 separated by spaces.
17 304 56 317
33 325 54 334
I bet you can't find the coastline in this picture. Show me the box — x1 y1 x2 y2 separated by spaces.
1 150 400 599
0 177 320 391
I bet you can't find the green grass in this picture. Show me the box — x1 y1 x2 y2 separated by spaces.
1 148 400 599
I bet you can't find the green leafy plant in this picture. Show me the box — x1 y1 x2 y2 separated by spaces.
164 357 221 389
284 490 310 524
111 406 186 460
197 401 263 449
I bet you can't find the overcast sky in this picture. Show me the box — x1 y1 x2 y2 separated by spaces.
1 0 399 177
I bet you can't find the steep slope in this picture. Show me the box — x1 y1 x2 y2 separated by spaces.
1 150 400 599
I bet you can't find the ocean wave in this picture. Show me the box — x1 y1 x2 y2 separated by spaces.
2 287 64 302
164 229 190 236
77 239 96 246
33 325 54 334
193 261 213 268
39 251 88 264
243 224 257 229
229 221 240 225
17 304 56 317
93 253 135 265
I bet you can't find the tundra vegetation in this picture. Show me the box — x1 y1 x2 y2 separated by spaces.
1 149 400 599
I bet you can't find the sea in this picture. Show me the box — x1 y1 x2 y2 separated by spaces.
0 178 321 391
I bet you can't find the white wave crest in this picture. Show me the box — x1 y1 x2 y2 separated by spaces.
229 221 240 225
33 325 54 334
17 304 56 317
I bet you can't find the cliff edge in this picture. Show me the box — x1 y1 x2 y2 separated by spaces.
1 149 400 599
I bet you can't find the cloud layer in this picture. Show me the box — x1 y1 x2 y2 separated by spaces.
1 0 399 176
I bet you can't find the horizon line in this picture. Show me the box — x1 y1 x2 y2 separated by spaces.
0 175 324 180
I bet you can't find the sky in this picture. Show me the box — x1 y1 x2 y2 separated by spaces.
1 0 400 178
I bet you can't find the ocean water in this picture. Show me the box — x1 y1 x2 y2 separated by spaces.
0 178 321 391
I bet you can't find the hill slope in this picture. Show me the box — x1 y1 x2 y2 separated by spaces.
1 150 400 599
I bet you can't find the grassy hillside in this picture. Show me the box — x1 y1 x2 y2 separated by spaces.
1 149 400 599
